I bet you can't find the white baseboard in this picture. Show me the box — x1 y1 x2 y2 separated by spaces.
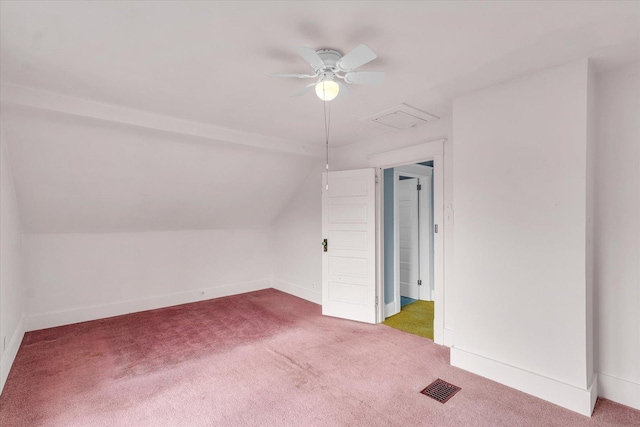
597 373 640 411
443 328 455 348
1 316 25 395
451 347 597 417
271 279 321 305
25 279 272 332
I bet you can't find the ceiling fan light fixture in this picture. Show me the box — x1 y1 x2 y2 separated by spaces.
315 79 340 101
271 44 383 101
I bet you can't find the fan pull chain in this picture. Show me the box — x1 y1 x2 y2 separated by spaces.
322 84 332 190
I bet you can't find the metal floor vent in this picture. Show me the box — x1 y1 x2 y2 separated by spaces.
420 379 461 403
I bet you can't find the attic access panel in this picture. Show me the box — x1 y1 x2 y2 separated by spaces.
361 103 439 130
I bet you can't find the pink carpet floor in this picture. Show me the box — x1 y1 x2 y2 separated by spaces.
1 289 639 426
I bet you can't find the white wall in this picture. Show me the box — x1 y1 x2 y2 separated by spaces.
450 60 595 415
594 62 640 410
1 87 321 334
0 129 25 393
271 161 325 303
330 117 452 172
23 228 273 330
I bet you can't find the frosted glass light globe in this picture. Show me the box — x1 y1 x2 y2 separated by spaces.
315 80 340 101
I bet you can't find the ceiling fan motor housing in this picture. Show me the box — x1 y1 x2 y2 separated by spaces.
319 70 336 82
315 49 342 71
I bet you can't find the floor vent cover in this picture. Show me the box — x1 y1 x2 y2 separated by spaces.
420 379 461 403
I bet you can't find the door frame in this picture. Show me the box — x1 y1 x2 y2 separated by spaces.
369 139 445 344
394 165 433 313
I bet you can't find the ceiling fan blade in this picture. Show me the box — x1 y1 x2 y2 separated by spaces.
295 47 325 69
290 83 316 97
344 71 385 85
336 44 377 71
269 73 316 79
335 81 350 99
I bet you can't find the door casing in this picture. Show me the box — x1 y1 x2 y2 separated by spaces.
368 139 445 344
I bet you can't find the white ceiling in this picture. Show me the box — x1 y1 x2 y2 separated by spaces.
0 1 638 233
1 1 638 148
2 103 318 233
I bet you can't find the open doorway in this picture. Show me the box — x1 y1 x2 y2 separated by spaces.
319 139 445 343
368 138 445 344
382 162 435 340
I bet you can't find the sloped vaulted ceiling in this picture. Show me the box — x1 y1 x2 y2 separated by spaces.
1 1 638 233
2 99 319 233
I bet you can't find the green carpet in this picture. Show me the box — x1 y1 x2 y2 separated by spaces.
383 300 434 340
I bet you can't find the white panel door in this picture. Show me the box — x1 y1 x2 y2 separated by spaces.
322 168 377 324
398 178 420 300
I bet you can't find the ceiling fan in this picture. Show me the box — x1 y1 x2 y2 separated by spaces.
269 44 385 101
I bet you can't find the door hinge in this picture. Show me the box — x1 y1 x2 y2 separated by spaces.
375 296 379 307
418 279 422 286
375 175 379 184
322 238 328 252
434 224 438 233
417 184 422 191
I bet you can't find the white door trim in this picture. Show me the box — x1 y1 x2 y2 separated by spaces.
368 138 446 345
368 139 446 168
